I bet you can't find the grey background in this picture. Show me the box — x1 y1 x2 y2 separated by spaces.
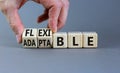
0 0 120 73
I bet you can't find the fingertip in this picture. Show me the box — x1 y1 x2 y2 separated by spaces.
52 28 57 33
16 28 24 44
50 27 57 33
48 24 57 33
16 34 22 44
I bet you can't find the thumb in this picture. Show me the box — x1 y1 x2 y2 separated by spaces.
3 7 24 44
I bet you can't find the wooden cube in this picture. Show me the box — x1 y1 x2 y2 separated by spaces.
37 28 52 48
53 32 67 48
22 28 37 48
83 32 98 48
68 32 83 48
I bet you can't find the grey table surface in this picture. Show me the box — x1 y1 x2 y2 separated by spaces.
0 0 120 73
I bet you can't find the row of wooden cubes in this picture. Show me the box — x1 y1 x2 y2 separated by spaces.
22 28 98 48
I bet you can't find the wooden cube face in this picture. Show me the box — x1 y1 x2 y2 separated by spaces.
22 28 37 48
37 28 52 48
68 32 83 48
22 28 98 48
53 32 67 48
83 32 98 48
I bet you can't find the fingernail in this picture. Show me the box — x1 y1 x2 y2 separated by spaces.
52 28 57 33
16 35 21 44
48 25 57 33
16 35 19 43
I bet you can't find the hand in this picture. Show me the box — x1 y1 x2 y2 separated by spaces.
0 0 69 44
34 0 69 32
